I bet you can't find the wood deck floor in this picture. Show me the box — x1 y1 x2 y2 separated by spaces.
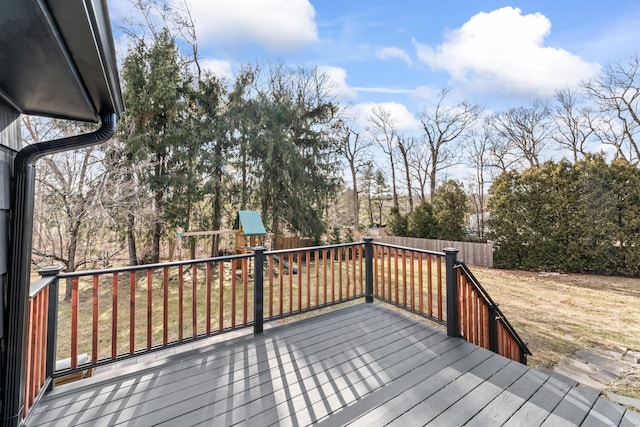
28 303 640 426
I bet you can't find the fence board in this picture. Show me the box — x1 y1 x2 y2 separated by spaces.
377 236 493 267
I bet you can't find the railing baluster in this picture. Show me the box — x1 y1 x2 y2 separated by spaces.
394 248 399 305
387 246 391 301
344 248 349 299
402 249 407 307
338 249 343 301
279 256 284 316
306 251 311 309
315 249 319 307
112 273 118 359
243 257 248 325
288 252 294 313
163 267 169 346
178 265 184 342
219 260 224 331
129 271 135 354
374 245 379 298
92 275 99 363
358 245 362 296
298 252 302 311
147 269 153 349
330 249 335 304
427 254 433 317
418 252 423 314
437 256 443 320
192 264 197 338
71 277 79 368
38 290 47 393
322 249 327 305
206 262 212 335
231 260 236 328
269 256 274 318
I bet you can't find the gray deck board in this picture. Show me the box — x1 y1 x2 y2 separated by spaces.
582 397 626 426
26 302 640 427
465 368 548 426
621 406 640 426
540 386 599 426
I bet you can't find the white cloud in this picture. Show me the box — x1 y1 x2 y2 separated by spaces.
376 47 413 66
189 0 318 52
351 102 421 132
200 59 233 79
352 87 413 95
318 65 358 99
414 7 601 97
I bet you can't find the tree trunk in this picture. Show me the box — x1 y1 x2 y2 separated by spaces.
152 191 162 264
64 232 78 301
350 163 360 230
389 151 399 208
127 211 138 266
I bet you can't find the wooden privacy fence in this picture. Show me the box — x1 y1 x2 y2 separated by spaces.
21 239 528 422
378 235 493 267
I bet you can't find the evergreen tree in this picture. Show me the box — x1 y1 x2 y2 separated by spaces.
119 30 190 263
407 202 437 238
433 180 468 241
386 207 408 236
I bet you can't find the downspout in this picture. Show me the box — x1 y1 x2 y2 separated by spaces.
1 113 116 427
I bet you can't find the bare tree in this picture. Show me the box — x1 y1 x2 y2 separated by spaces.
406 137 431 204
465 122 497 240
491 100 552 169
583 54 640 164
368 106 399 208
396 135 417 212
553 88 596 162
28 118 108 299
336 120 373 230
419 89 482 202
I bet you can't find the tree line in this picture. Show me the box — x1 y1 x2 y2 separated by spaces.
29 1 640 285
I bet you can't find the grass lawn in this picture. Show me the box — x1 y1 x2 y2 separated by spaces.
471 266 640 400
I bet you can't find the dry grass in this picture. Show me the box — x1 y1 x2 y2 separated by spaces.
471 266 640 399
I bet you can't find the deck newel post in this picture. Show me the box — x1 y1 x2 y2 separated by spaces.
444 248 459 338
363 237 374 303
253 246 266 334
40 266 63 392
488 304 499 353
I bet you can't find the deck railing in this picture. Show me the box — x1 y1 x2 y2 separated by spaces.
454 261 531 363
370 242 447 324
22 266 61 418
21 238 530 421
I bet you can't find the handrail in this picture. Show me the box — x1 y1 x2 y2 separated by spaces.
58 252 253 278
456 261 531 362
371 241 445 258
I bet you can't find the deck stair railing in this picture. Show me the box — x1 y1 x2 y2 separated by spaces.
453 260 531 364
20 238 529 422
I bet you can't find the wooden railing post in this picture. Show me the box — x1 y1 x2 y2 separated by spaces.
39 266 63 392
444 248 459 338
363 237 374 303
253 247 266 334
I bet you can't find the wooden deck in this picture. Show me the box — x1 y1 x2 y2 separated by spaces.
27 303 640 426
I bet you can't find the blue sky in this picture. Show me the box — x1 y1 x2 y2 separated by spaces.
110 0 640 132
